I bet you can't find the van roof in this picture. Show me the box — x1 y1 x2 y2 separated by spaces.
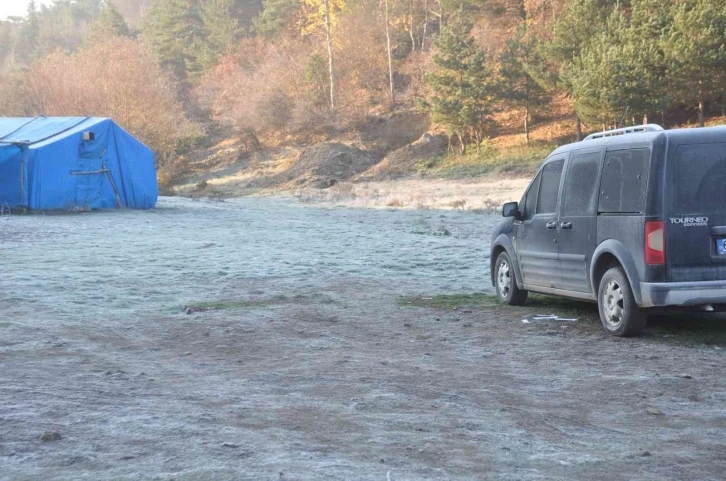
548 125 726 158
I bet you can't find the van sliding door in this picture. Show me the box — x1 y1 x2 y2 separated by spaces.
557 149 603 293
516 158 565 289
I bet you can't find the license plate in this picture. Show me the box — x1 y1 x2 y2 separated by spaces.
718 238 726 255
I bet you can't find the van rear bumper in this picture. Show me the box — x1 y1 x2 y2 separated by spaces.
640 280 726 307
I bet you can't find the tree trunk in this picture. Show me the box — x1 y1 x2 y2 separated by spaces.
524 106 530 144
384 0 395 104
421 0 428 49
643 114 648 125
324 0 336 111
575 115 582 141
409 1 416 51
439 0 443 30
661 109 665 127
698 79 705 127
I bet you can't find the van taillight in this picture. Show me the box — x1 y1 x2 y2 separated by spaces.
645 221 665 265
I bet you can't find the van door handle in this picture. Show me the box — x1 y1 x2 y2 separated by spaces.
561 222 573 229
546 221 557 230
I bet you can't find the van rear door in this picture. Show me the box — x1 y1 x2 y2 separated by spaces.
667 143 726 282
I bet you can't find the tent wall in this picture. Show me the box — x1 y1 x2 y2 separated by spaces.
109 123 158 209
0 117 157 210
0 145 26 208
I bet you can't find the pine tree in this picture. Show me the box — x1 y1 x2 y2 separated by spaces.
666 0 726 126
562 7 634 128
545 0 613 67
499 27 550 143
425 14 498 153
553 1 671 129
16 0 40 60
93 2 131 37
143 0 206 80
619 0 673 124
543 0 615 135
199 0 241 69
253 0 300 37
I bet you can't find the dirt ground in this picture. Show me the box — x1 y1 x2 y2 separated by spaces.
1 197 725 481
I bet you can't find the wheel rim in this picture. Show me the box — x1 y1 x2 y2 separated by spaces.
602 280 624 329
497 260 511 299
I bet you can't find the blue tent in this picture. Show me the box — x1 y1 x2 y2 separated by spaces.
0 117 158 210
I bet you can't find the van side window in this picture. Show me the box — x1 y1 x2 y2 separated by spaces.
521 171 541 220
598 149 650 213
536 159 564 214
562 152 601 216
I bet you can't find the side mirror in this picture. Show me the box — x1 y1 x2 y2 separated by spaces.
502 201 519 218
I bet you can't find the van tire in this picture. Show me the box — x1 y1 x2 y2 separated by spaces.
495 251 528 306
597 267 646 337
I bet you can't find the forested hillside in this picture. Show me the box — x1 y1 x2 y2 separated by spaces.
1 0 726 183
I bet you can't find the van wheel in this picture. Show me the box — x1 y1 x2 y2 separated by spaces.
495 252 528 306
597 267 646 337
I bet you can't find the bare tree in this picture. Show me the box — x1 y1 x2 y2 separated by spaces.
384 0 395 103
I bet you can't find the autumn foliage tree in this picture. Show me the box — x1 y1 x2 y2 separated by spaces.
3 35 196 162
4 0 726 167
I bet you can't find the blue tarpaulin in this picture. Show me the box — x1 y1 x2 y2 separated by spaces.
0 116 158 210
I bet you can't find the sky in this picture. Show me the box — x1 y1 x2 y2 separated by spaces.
0 0 53 20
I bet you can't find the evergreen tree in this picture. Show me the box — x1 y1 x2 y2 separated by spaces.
544 0 613 67
543 0 615 136
499 26 550 143
619 0 673 124
425 14 498 153
199 0 241 69
253 0 300 37
143 0 206 80
550 0 672 129
562 7 650 128
666 0 726 126
93 2 132 37
16 0 40 60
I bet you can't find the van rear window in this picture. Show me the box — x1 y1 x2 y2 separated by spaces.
598 149 650 213
675 143 726 213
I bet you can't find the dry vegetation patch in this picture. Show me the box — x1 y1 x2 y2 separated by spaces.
292 177 530 210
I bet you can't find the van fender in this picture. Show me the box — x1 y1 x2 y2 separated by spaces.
491 234 524 289
590 240 643 305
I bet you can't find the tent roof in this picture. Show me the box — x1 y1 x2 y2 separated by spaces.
0 116 107 147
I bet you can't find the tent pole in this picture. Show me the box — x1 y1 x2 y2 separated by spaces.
101 160 123 208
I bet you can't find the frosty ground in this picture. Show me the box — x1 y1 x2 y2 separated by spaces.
1 197 725 481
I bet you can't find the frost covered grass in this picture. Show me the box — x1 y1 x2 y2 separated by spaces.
0 196 497 323
3 196 726 481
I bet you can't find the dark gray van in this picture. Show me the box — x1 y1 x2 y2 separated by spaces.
490 124 726 336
